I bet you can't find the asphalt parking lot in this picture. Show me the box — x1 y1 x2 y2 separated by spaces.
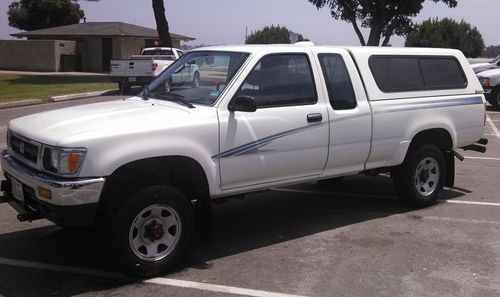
0 98 499 297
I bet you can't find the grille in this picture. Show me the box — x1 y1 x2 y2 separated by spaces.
9 132 40 167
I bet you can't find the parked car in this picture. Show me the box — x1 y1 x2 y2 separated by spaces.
110 47 199 93
1 44 488 277
477 67 500 107
471 55 500 73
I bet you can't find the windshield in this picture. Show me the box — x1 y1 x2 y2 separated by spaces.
146 51 250 106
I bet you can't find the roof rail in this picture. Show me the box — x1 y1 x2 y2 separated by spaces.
294 41 315 46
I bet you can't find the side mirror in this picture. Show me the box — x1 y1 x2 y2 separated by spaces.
228 95 257 112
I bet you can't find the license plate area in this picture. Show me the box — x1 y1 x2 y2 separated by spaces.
11 178 24 202
128 77 137 82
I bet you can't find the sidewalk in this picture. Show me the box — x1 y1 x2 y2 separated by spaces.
0 70 108 76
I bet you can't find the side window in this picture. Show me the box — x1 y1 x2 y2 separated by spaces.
235 54 316 108
420 58 466 89
318 54 357 110
176 50 184 57
370 57 425 92
369 56 467 92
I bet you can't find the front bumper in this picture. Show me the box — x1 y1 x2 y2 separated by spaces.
1 150 105 225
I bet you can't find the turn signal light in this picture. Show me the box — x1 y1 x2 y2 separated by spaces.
38 187 52 200
68 153 82 173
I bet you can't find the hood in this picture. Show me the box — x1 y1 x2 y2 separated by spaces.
476 68 500 78
9 98 192 145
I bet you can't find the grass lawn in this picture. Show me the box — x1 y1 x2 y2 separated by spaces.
0 74 116 103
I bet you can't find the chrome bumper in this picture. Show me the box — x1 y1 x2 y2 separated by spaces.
1 150 105 206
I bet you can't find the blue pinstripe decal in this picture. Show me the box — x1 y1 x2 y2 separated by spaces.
214 96 483 160
373 96 483 114
213 122 325 159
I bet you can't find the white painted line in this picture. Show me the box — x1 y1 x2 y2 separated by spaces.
146 278 307 297
0 257 307 297
464 156 500 161
442 200 500 207
483 133 496 136
486 114 500 142
420 216 500 225
492 120 500 122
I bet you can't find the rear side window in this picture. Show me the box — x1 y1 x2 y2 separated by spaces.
318 54 357 110
369 56 467 92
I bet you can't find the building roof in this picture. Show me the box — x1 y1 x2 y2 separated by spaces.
10 22 195 41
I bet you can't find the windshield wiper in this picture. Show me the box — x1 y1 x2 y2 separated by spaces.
154 93 195 108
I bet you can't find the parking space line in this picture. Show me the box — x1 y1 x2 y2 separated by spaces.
0 257 307 297
486 114 500 141
464 156 500 161
145 278 307 297
418 216 500 225
442 200 500 206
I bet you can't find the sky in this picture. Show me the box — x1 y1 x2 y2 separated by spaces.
0 0 499 47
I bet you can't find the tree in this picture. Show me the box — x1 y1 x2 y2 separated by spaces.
8 0 84 31
246 25 307 44
481 45 500 58
405 18 484 58
152 0 172 47
308 0 457 46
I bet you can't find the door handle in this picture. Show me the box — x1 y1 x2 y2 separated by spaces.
307 113 323 123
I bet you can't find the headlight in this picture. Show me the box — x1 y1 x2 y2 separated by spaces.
478 77 491 87
42 146 86 176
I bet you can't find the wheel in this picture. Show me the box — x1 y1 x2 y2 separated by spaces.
489 87 500 108
118 82 131 94
108 185 194 277
392 144 446 208
191 72 200 88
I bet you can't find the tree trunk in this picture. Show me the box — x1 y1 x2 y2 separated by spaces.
367 23 383 46
348 17 366 46
152 0 172 47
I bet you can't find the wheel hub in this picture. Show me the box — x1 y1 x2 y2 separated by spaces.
144 220 164 242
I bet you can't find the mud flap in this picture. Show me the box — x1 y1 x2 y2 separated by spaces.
445 151 455 187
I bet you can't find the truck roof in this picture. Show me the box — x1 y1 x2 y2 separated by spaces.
192 44 464 57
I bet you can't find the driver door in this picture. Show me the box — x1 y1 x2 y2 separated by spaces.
217 52 329 190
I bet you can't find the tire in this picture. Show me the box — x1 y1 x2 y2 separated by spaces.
108 185 194 278
489 87 500 108
392 144 446 208
118 82 131 94
191 72 200 88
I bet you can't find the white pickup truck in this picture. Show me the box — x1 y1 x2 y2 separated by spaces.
476 67 500 107
110 47 200 93
471 55 500 73
1 44 488 277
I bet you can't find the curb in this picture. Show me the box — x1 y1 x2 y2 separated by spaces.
0 89 115 109
49 89 114 102
0 99 45 109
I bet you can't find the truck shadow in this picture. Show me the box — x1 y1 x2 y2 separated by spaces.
0 175 467 296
